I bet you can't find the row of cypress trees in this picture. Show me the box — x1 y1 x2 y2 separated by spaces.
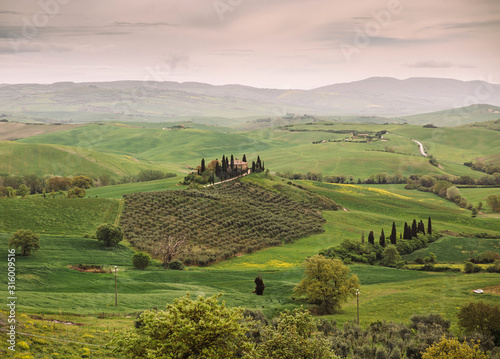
198 154 265 182
365 217 432 247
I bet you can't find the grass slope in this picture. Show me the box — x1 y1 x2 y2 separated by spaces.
16 122 492 179
0 140 169 178
0 198 119 234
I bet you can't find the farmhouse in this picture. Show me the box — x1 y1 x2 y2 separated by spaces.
233 159 248 172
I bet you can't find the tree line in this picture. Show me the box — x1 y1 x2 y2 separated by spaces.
0 170 176 198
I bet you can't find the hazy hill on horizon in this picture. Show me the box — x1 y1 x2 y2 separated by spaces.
1 77 499 123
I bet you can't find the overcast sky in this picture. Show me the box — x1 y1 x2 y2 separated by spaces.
1 0 499 89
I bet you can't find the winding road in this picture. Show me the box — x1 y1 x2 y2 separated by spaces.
412 139 427 157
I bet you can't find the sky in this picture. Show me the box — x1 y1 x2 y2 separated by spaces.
1 0 499 89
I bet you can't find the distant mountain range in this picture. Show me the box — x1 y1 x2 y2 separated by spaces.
1 77 499 122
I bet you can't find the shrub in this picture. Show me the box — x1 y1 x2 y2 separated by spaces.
132 252 151 270
67 187 86 198
167 259 184 270
486 260 500 273
464 262 482 273
421 336 488 359
457 302 500 345
96 224 123 247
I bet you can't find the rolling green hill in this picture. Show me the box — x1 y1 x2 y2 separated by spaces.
0 140 172 178
14 122 495 180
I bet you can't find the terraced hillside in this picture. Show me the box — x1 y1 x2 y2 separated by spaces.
121 179 338 265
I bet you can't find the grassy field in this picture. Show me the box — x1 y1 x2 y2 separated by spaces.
403 236 500 262
86 176 184 199
460 187 500 213
0 198 119 235
14 122 492 180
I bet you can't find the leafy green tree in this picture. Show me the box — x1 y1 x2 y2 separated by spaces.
486 195 500 212
381 245 401 267
17 184 29 197
390 222 397 245
293 255 360 314
112 294 254 358
255 308 337 359
457 302 500 344
132 252 151 270
379 229 386 247
9 229 40 256
421 335 487 359
96 224 123 246
70 175 93 189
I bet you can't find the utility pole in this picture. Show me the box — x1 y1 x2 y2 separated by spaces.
356 289 360 325
114 266 118 306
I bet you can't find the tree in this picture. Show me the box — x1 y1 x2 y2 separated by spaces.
200 158 206 173
379 229 386 247
486 195 500 212
8 229 40 256
112 294 254 358
132 252 151 270
254 275 265 295
419 220 426 235
411 219 418 238
242 154 247 162
293 255 360 314
446 186 461 203
390 222 397 245
381 245 401 267
457 302 500 344
255 308 337 359
368 231 375 245
70 175 93 189
154 236 186 268
421 335 487 359
428 217 432 234
96 224 123 246
67 187 86 198
404 222 410 239
17 184 29 197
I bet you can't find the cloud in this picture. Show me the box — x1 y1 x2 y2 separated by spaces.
0 41 71 54
443 19 500 30
404 60 475 68
113 21 176 28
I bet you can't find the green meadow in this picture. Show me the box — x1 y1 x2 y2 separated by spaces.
1 118 499 357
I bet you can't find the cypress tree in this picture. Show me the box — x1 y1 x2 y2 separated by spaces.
361 231 365 244
379 229 386 247
262 161 265 171
251 161 256 173
215 161 220 178
256 156 262 172
428 217 432 235
419 220 426 235
201 158 206 173
230 154 234 171
242 154 247 162
411 219 418 238
368 231 375 245
403 222 409 239
390 222 397 245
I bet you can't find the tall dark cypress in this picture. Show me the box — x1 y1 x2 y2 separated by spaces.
252 161 256 173
419 220 426 235
403 222 409 239
215 160 220 178
256 156 261 172
428 217 432 235
201 158 206 173
242 154 247 162
390 222 397 245
411 219 418 238
230 154 234 172
368 231 375 245
379 229 386 247
262 161 265 171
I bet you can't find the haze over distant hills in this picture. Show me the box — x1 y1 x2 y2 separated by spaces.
1 77 499 123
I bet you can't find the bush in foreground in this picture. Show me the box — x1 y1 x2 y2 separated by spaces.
421 336 487 359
